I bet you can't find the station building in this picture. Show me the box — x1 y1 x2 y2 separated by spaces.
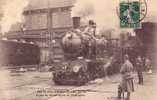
2 0 75 64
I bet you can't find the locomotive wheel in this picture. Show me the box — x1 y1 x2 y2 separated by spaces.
76 74 87 86
53 72 65 85
53 73 60 85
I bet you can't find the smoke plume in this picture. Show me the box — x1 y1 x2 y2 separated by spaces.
0 0 29 35
72 0 119 30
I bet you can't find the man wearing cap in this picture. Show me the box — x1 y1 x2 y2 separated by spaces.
118 55 134 100
136 56 144 85
82 20 99 58
83 20 97 39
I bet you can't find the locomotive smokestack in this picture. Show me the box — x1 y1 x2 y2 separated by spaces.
72 17 80 29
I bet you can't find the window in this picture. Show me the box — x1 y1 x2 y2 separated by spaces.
52 11 72 28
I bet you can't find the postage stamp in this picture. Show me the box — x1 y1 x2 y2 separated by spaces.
120 1 141 29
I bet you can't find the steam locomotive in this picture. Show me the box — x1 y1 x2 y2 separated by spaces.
52 29 122 85
52 16 142 85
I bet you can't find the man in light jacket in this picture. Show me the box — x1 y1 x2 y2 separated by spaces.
118 55 134 100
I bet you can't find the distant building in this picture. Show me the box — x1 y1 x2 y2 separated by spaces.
3 0 75 63
135 22 157 66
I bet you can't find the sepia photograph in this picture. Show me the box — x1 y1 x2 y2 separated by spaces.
0 0 156 100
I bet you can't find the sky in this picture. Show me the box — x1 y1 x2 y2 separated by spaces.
0 0 29 34
147 0 157 21
0 0 157 33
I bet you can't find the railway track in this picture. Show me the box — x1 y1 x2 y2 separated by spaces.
0 69 120 100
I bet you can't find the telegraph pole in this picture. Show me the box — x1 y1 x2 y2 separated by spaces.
47 0 53 63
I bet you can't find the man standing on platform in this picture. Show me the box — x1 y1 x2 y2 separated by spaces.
136 56 144 85
118 55 134 100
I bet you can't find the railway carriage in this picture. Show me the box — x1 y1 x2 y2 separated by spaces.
0 40 40 67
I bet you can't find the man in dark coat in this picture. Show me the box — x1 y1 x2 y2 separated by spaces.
136 56 144 85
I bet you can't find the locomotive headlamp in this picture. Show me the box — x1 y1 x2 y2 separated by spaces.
62 65 67 70
77 56 83 60
73 65 81 73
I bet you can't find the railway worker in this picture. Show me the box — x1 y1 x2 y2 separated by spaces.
136 56 144 85
117 55 134 100
83 20 99 58
97 35 108 55
83 20 100 40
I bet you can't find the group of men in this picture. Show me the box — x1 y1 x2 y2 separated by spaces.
74 20 98 38
74 20 106 58
118 55 152 100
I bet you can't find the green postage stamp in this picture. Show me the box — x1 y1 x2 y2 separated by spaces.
120 1 141 29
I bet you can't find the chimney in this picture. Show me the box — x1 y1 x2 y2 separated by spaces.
72 17 80 29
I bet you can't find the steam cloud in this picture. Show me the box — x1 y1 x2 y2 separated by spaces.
0 0 29 35
72 0 120 30
72 0 155 37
